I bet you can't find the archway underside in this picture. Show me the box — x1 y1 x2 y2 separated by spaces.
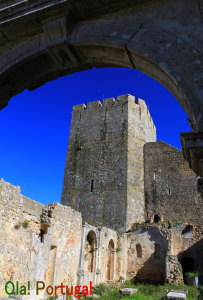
0 0 203 177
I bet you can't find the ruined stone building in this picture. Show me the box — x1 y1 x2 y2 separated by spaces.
0 94 202 298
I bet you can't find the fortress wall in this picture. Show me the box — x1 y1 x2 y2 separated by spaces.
61 95 129 230
144 141 203 222
127 97 156 229
62 94 156 231
126 227 167 282
0 179 83 297
0 179 44 296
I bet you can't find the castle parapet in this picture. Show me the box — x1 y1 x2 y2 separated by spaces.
71 94 155 130
72 94 148 111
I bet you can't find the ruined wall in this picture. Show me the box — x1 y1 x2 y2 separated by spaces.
0 179 82 298
62 94 156 231
78 224 119 286
144 141 202 223
126 226 167 282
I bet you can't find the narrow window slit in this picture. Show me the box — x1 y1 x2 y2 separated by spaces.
91 180 94 192
39 229 45 243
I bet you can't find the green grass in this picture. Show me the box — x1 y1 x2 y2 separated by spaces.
83 281 200 300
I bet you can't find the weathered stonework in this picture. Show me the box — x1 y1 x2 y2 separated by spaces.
144 141 203 223
0 179 83 298
61 94 156 231
0 95 203 299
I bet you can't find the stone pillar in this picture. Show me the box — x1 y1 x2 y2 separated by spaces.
77 224 86 286
119 233 128 280
95 229 101 285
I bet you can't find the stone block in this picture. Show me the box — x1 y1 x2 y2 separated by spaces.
119 288 138 295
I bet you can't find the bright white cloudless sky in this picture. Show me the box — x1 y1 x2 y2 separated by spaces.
0 67 190 204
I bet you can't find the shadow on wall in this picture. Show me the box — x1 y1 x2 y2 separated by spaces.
135 250 166 284
128 227 167 283
178 238 203 284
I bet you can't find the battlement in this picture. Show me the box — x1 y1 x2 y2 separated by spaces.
72 94 155 129
73 94 140 111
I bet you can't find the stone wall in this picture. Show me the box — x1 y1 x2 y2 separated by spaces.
0 178 123 298
126 226 167 282
144 141 202 223
62 94 156 231
0 179 83 298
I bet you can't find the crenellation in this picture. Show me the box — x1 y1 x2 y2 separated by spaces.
73 103 87 113
71 95 156 119
116 94 135 104
87 100 102 109
103 97 116 107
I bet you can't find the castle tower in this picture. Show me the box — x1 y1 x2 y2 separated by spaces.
61 94 156 231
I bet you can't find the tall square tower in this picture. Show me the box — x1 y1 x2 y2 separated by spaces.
61 94 156 231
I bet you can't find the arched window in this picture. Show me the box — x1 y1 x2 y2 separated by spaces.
84 230 97 273
136 243 142 258
107 239 114 280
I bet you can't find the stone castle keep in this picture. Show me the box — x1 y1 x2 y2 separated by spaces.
0 94 202 298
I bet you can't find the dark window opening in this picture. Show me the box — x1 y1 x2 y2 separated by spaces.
181 257 195 283
51 245 57 250
136 244 142 258
182 225 193 238
154 214 161 223
39 229 45 243
91 180 94 192
168 187 171 195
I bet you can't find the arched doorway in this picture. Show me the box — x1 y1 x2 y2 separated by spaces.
84 230 97 273
181 256 195 283
107 239 114 280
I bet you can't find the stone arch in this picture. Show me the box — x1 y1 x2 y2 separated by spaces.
182 225 193 238
107 239 115 280
154 214 161 223
84 230 97 273
0 1 202 132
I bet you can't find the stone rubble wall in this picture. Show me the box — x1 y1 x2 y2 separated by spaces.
144 141 203 222
0 179 83 298
126 226 167 282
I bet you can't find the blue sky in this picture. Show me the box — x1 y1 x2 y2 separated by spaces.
0 67 190 204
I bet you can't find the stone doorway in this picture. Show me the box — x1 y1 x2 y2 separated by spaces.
181 256 195 283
